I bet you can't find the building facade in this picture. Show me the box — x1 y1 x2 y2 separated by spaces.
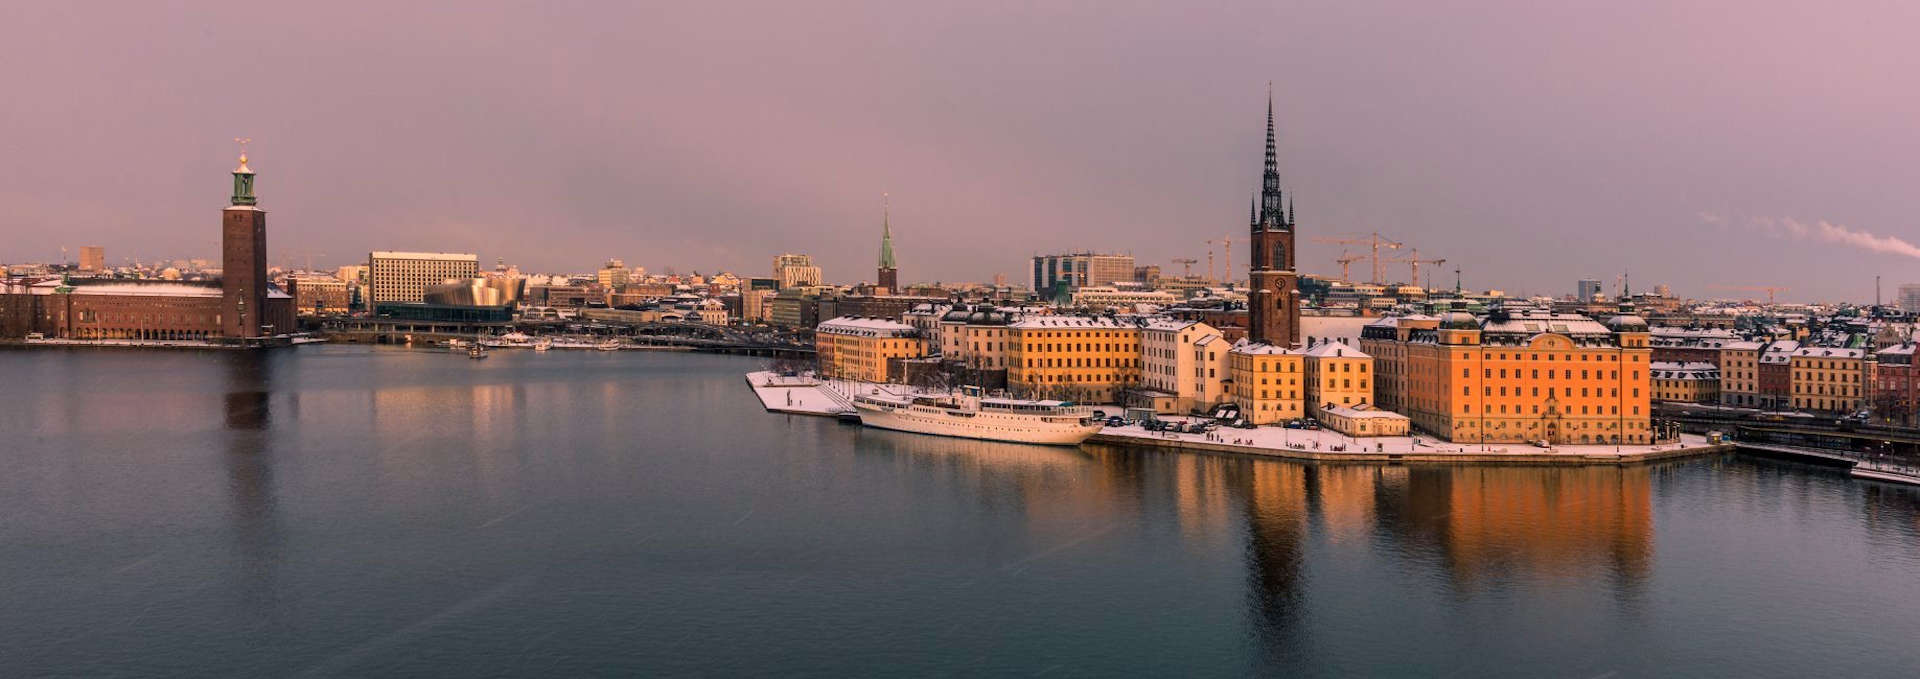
367 252 480 306
1789 346 1874 414
1372 306 1654 445
1226 340 1305 425
1303 341 1373 414
1139 319 1224 414
1029 253 1136 295
1650 362 1721 404
814 316 926 382
1006 316 1141 403
773 253 823 290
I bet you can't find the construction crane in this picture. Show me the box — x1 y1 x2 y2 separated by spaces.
1385 249 1447 289
1713 284 1789 305
1334 252 1365 282
1313 232 1402 284
1204 241 1216 282
1172 258 1199 279
1217 236 1232 284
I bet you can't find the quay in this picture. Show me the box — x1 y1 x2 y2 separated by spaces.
1734 441 1920 487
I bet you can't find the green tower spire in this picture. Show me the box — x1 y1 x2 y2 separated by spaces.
230 138 257 206
878 196 896 269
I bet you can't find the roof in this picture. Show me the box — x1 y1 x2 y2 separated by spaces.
1229 338 1298 355
1650 362 1720 380
1790 346 1867 359
1009 316 1138 330
1303 342 1369 359
1320 403 1408 420
816 316 919 337
370 251 479 262
1721 340 1764 351
67 281 221 298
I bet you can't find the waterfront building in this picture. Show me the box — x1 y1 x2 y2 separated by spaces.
1872 342 1920 425
1368 304 1654 444
1006 316 1142 403
1226 339 1305 424
367 252 479 306
1303 341 1373 414
773 253 823 290
79 246 105 273
1245 93 1301 347
1029 253 1135 296
1789 346 1874 414
1139 319 1225 414
1718 341 1763 407
1757 340 1798 409
739 288 775 323
0 150 294 342
1650 361 1721 404
1317 403 1410 437
815 316 925 382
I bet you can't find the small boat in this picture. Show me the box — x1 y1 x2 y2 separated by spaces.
852 385 1102 446
532 337 553 352
467 343 488 360
596 339 622 351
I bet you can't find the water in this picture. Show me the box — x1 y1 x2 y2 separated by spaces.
2 346 1917 677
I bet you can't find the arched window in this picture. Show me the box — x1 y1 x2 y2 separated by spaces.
1272 242 1287 267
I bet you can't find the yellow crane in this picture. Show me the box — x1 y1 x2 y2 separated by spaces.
1713 284 1789 305
1313 232 1402 284
1386 249 1447 289
1334 252 1365 282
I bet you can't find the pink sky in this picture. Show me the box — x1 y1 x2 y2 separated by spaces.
2 1 1917 301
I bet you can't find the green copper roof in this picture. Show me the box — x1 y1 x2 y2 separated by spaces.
878 207 896 269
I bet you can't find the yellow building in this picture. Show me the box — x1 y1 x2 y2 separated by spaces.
1370 304 1654 445
1317 403 1410 437
815 316 926 382
1006 316 1141 403
1650 361 1721 404
1227 339 1305 424
1303 341 1373 414
1717 340 1763 407
1789 346 1875 413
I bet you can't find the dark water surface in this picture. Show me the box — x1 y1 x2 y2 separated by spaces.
3 346 1917 677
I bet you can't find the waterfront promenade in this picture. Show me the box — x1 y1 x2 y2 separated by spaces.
745 371 1730 464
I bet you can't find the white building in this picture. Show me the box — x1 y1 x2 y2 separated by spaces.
367 252 479 306
1139 319 1224 413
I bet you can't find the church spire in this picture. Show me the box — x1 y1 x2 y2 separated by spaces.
877 195 895 270
1257 85 1283 230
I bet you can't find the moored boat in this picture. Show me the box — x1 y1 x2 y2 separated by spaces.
852 386 1101 446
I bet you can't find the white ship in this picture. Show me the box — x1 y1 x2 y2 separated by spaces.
852 386 1103 446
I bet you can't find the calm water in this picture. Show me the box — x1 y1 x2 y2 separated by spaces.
2 346 1918 677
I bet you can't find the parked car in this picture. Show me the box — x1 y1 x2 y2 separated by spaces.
1105 416 1127 427
1283 419 1305 429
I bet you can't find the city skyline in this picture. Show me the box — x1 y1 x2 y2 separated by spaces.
4 2 1918 300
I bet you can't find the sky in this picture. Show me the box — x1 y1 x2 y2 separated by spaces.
2 1 1917 302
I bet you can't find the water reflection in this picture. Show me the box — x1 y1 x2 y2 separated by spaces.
221 351 281 608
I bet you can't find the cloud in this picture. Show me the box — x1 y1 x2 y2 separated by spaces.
1732 216 1920 260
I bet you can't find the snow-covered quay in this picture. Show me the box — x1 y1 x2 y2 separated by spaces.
745 372 1732 464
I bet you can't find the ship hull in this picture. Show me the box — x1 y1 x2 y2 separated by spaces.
854 401 1101 446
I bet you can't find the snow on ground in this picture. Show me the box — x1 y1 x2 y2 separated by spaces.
745 371 852 415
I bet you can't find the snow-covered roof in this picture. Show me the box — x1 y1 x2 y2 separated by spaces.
1721 340 1764 351
1303 342 1368 359
1009 316 1138 330
1229 338 1298 355
68 281 221 298
817 316 919 337
1320 403 1408 420
1141 318 1201 332
1651 362 1720 380
1790 346 1867 360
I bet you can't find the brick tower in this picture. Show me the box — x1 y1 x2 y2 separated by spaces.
1247 92 1299 346
221 145 269 339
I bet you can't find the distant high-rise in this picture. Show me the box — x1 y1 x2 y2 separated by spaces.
772 253 822 289
1029 253 1135 294
1246 90 1299 346
367 251 480 306
1899 284 1920 313
222 149 270 338
1577 279 1603 301
876 201 898 293
79 246 105 273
